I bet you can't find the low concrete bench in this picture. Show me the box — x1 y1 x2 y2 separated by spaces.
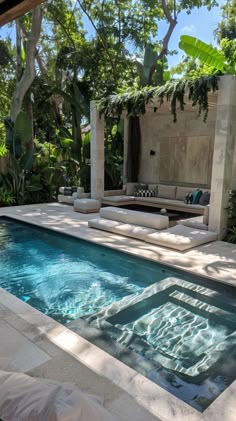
74 199 100 214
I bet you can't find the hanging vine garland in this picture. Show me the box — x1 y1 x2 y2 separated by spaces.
98 75 219 122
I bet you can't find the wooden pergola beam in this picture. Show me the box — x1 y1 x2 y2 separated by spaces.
0 0 45 27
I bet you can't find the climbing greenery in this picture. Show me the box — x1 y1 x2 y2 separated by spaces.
98 75 219 122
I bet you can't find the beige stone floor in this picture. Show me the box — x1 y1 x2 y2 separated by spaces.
0 202 236 421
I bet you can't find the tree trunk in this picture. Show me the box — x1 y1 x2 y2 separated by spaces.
148 0 177 85
10 6 43 122
16 19 23 82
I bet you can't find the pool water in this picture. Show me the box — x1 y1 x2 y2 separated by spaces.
0 217 183 324
1 217 236 412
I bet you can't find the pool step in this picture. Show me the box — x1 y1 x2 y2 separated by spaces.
169 290 236 328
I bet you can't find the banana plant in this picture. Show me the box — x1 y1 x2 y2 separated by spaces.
179 35 235 75
136 44 170 87
4 111 33 159
55 80 90 162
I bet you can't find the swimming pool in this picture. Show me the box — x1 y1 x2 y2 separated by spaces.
0 216 236 412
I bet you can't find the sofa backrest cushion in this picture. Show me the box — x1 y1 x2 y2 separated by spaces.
158 184 176 200
148 184 158 197
176 186 193 201
126 183 136 195
126 183 148 195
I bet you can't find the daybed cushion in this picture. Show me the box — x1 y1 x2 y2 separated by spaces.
177 216 208 231
145 225 217 251
88 218 156 241
157 184 177 200
100 206 169 230
0 370 114 421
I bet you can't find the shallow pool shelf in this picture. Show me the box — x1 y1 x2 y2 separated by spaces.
83 277 236 412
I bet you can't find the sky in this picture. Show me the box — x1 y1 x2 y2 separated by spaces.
0 0 224 69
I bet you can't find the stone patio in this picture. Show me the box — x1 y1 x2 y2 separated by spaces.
0 202 236 420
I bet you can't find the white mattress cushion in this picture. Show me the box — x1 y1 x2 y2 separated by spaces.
177 216 208 231
145 225 217 251
89 218 156 240
100 206 169 230
0 371 114 421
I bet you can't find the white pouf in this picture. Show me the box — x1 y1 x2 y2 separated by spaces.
74 199 100 213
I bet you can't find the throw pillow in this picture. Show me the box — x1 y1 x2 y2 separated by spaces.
64 187 72 196
72 186 78 193
135 189 155 197
148 184 158 197
192 190 202 204
199 191 210 206
134 183 148 195
185 193 193 204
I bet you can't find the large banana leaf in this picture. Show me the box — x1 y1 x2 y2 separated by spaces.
179 35 227 72
15 111 32 145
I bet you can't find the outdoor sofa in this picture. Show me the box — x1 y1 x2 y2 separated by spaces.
102 183 210 215
88 207 217 251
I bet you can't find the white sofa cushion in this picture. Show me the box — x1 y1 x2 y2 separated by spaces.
103 195 135 202
0 371 114 421
145 225 217 251
89 218 156 240
176 186 192 201
135 196 204 211
100 206 169 230
58 194 75 204
126 183 136 195
157 184 177 199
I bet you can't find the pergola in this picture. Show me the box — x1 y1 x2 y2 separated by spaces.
0 0 45 27
90 75 236 238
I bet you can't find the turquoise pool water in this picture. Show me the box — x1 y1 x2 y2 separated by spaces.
0 217 181 323
1 216 236 412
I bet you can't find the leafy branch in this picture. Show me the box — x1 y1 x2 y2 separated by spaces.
98 75 219 122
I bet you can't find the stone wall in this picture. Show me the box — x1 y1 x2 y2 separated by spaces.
138 108 217 188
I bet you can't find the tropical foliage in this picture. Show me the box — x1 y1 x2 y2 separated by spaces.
98 75 219 122
0 0 234 207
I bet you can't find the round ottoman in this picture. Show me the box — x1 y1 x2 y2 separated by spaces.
74 199 100 214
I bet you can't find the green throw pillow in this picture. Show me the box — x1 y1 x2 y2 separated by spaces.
192 190 202 204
